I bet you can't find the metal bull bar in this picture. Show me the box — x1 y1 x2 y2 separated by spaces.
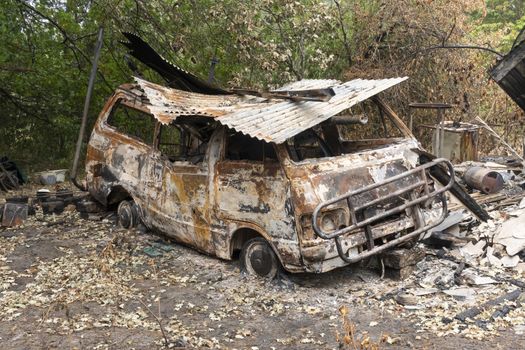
312 158 455 263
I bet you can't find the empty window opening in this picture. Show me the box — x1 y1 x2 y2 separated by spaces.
286 99 407 161
225 131 277 162
158 118 215 164
286 128 333 162
107 101 155 145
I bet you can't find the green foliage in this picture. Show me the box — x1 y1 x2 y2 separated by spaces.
0 0 523 172
471 0 525 52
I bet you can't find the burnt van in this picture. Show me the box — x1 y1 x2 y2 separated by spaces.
85 77 454 278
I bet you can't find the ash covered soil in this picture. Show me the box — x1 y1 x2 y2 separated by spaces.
1 207 525 349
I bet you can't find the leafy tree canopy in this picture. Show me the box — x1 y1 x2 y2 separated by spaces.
0 0 523 171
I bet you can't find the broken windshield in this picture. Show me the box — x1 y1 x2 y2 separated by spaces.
286 99 406 162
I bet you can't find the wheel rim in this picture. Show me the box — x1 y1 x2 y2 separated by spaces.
245 242 277 278
117 201 134 228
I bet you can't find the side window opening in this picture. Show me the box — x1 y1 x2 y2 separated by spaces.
158 124 183 160
336 99 404 141
286 128 333 162
225 131 277 162
107 100 155 145
158 118 215 164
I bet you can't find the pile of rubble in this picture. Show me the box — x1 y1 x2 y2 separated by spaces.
2 162 525 343
381 159 525 339
0 184 108 228
434 159 525 272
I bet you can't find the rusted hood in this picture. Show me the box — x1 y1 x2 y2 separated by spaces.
286 139 422 213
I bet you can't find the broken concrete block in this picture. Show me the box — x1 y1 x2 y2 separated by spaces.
460 240 485 258
384 265 416 280
444 288 476 301
381 247 425 269
501 255 520 268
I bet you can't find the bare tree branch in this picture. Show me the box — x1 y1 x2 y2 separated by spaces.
333 0 352 66
443 20 456 46
0 87 51 123
421 44 503 57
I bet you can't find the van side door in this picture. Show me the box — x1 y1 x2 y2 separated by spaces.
100 98 156 209
214 130 298 262
146 120 215 253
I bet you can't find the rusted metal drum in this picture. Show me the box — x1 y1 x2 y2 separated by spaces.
463 166 504 194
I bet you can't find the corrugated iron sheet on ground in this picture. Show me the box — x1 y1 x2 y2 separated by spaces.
135 76 408 144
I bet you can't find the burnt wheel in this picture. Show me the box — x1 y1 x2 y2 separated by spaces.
117 200 136 229
240 237 280 279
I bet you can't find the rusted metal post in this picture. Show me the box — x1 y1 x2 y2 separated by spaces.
409 103 452 158
408 108 413 132
438 108 445 157
70 27 104 190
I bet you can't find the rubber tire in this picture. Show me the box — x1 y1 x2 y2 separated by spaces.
117 200 135 229
240 237 280 279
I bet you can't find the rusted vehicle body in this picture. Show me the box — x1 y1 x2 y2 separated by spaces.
85 77 454 277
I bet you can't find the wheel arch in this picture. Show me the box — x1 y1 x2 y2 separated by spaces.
106 185 133 210
228 224 287 269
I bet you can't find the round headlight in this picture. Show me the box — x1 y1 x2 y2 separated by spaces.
321 213 337 232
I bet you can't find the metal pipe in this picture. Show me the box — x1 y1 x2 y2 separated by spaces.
438 109 445 158
70 27 104 191
331 114 368 125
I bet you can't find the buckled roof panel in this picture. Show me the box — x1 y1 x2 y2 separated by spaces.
135 76 408 144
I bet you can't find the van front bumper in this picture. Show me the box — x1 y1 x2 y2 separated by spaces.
310 158 454 266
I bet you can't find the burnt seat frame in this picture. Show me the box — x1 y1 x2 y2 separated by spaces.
312 158 455 263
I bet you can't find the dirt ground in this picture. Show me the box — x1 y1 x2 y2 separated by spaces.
1 206 524 349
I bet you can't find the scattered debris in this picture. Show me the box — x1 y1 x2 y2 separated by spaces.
453 289 522 322
0 156 24 192
1 202 28 227
493 213 525 256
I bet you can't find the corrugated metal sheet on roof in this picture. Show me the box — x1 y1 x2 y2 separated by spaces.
135 76 408 144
